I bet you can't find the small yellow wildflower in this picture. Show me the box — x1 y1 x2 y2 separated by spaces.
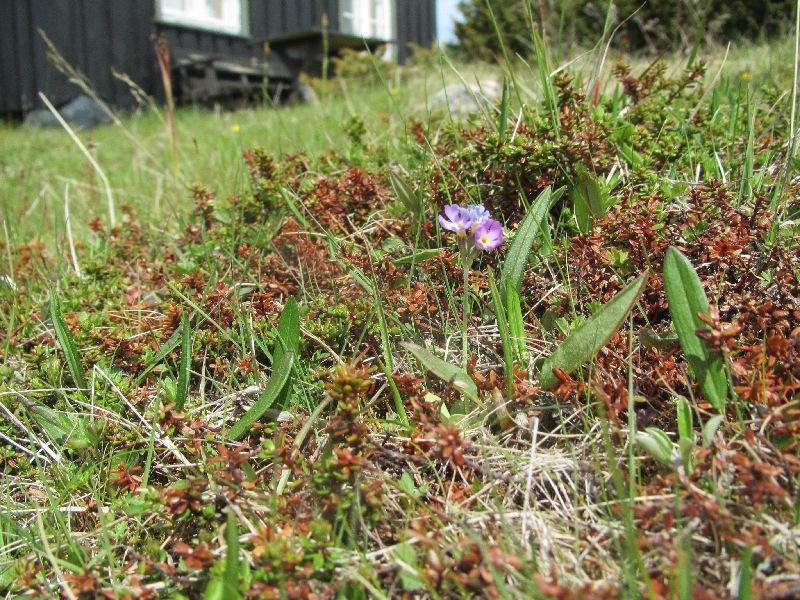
231 124 241 133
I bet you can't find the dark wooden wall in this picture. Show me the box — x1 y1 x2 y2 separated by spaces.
258 0 339 38
396 0 437 61
0 0 436 116
0 0 155 115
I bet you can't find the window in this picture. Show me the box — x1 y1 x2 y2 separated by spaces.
157 0 247 35
340 0 394 41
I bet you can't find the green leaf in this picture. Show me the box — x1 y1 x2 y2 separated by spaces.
663 247 728 411
273 298 300 365
395 542 424 592
223 509 241 599
26 401 90 450
538 272 648 390
702 415 724 447
401 342 478 404
390 172 422 218
572 188 591 233
500 186 564 294
636 427 674 466
393 249 441 266
50 293 87 391
228 351 294 440
575 165 607 218
676 396 694 443
272 298 300 410
134 325 183 384
570 166 606 233
175 314 192 411
506 284 527 364
737 545 753 600
489 276 514 401
498 77 509 138
205 510 241 600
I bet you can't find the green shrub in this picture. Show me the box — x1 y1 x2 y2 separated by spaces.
454 0 796 58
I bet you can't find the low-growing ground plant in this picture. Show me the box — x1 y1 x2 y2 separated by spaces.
0 28 799 600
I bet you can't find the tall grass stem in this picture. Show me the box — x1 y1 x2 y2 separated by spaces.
39 93 116 227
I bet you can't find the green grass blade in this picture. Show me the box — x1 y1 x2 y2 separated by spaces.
737 545 753 600
529 7 560 136
498 77 509 139
663 247 728 411
134 325 183 384
49 292 87 390
500 186 563 294
489 275 514 401
393 249 440 266
228 351 294 440
174 313 192 411
223 509 241 599
539 272 648 390
401 342 478 405
506 284 527 364
205 509 241 600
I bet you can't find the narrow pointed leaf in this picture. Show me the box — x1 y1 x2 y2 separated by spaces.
205 509 241 600
134 325 183 383
393 249 441 266
272 297 300 410
663 247 727 410
50 293 87 390
390 172 422 218
175 314 192 411
223 509 241 599
636 428 674 466
539 272 648 390
676 396 693 443
506 284 527 364
498 77 509 138
401 342 478 404
702 415 725 448
228 351 294 440
500 186 563 294
273 297 300 365
26 402 89 449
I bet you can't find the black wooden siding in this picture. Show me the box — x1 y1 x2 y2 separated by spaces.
0 0 436 116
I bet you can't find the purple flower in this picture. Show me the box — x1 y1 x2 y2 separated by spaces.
473 219 505 250
438 204 474 234
467 204 491 228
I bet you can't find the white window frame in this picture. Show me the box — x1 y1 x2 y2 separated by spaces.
157 0 249 36
340 0 395 41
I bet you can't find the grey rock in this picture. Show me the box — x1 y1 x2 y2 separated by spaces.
429 79 503 117
25 94 112 129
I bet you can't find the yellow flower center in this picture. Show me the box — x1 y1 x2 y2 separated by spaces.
480 235 490 245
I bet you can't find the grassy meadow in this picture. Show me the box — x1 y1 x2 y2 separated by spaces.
0 32 799 599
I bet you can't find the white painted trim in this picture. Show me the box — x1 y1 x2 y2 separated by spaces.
156 0 249 36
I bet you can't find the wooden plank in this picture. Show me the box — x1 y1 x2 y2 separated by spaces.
108 0 135 107
14 0 36 111
0 0 20 112
249 0 269 39
327 0 339 33
31 0 80 107
82 0 115 101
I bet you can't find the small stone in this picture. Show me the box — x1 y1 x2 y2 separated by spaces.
428 78 503 117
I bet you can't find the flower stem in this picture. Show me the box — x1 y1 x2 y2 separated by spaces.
461 255 472 367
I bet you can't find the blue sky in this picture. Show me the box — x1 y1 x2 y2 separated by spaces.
436 0 461 43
